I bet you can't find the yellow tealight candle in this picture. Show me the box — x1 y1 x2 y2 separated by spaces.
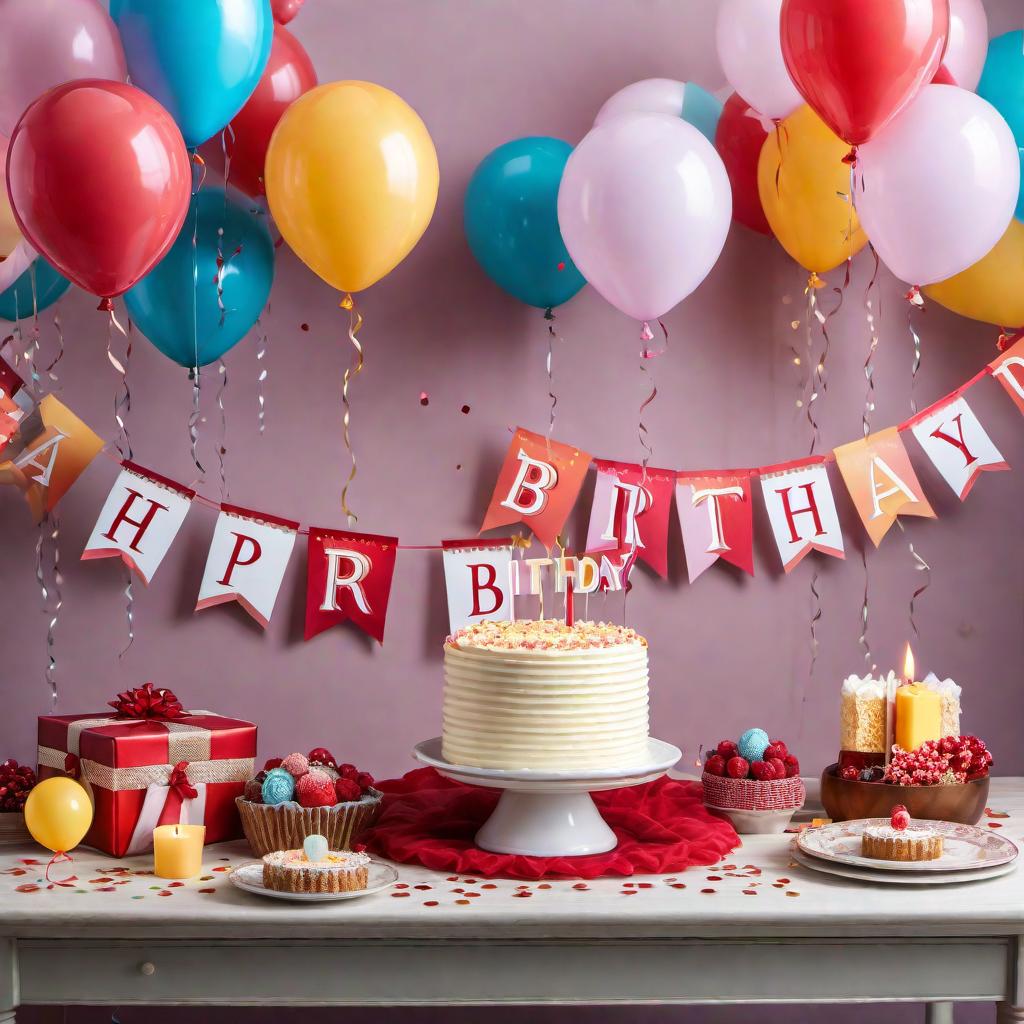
153 823 205 879
894 683 942 753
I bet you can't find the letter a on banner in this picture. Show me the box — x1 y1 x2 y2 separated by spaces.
759 457 845 572
675 472 754 582
480 427 591 548
989 334 1024 416
195 505 300 628
305 528 397 643
908 395 1008 501
833 428 935 546
82 463 195 583
441 538 515 633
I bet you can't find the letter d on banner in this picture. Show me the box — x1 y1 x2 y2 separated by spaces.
441 539 515 633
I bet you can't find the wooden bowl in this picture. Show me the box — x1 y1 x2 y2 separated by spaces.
820 763 989 825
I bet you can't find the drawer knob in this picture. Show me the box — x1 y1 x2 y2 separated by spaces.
139 962 156 976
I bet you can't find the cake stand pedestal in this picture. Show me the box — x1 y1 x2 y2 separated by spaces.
413 737 682 857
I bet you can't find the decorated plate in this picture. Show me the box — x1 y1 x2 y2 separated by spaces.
797 818 1018 873
229 860 399 902
791 846 1018 886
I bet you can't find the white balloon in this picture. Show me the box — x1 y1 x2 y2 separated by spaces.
716 0 801 121
557 114 732 324
943 0 988 92
596 79 686 126
857 86 1020 286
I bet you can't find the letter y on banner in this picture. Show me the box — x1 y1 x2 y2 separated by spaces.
305 528 397 643
196 505 300 628
441 538 514 633
82 463 194 584
480 427 591 548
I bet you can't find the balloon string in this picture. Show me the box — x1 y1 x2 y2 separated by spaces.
862 244 881 437
45 297 66 389
188 368 205 478
339 293 364 527
803 276 824 455
119 565 135 660
106 309 133 461
637 322 666 484
44 851 76 887
858 547 875 671
255 306 269 435
906 288 924 415
896 518 931 642
35 513 62 710
220 124 235 192
808 566 821 681
216 358 229 500
543 307 559 446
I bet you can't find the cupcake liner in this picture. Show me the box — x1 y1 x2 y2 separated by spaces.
236 789 382 857
702 772 805 811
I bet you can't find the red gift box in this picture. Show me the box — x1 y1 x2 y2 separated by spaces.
36 695 256 857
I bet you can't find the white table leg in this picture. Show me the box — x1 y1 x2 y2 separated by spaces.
999 935 1024 1023
925 1003 954 1024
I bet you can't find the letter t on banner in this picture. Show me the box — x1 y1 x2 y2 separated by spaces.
675 472 754 582
196 505 300 628
441 538 514 633
82 463 195 584
305 528 398 643
480 427 591 548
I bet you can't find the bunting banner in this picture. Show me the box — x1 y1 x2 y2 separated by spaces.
908 395 1009 501
441 538 515 633
0 357 32 455
584 460 674 578
759 456 845 572
195 505 299 628
988 335 1024 416
675 471 754 582
480 427 591 548
833 428 936 546
81 462 195 584
304 528 397 644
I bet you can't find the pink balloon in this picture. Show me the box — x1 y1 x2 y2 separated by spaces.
557 114 732 324
716 0 801 120
941 0 988 91
857 85 1020 286
0 0 127 136
595 79 686 125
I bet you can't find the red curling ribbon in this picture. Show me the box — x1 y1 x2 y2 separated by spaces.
44 851 77 887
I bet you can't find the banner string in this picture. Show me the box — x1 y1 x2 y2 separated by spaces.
255 307 270 436
339 292 364 527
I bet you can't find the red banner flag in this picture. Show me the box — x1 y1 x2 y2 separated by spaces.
675 471 754 580
480 427 591 548
305 528 398 644
989 334 1024 416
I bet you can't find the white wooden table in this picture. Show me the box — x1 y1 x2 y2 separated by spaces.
1 778 1022 1022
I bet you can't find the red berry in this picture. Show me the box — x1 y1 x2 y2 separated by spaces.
765 741 788 760
716 741 739 761
281 753 310 779
295 770 336 808
767 757 786 779
783 754 800 777
334 777 362 803
263 757 283 772
355 771 374 791
307 747 336 769
841 765 859 781
726 756 750 779
337 763 358 780
751 760 777 781
704 754 726 777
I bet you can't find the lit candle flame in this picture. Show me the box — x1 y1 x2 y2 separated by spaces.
902 643 915 684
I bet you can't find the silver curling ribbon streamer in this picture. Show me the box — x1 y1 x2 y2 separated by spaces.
216 357 229 499
896 519 931 641
45 297 66 389
35 513 62 709
802 275 824 455
119 566 135 659
906 286 925 415
339 293 365 527
187 155 205 479
188 366 206 478
543 307 559 442
862 244 881 437
106 307 133 460
255 306 269 435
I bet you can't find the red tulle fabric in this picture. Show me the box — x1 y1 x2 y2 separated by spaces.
363 767 739 880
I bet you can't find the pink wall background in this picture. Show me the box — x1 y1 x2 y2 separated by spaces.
2 2 1023 1020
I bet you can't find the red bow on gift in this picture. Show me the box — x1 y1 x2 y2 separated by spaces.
168 762 198 802
109 682 184 720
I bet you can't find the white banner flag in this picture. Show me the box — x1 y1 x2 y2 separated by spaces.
908 394 1009 500
81 463 194 584
441 539 515 633
759 457 845 573
195 504 299 628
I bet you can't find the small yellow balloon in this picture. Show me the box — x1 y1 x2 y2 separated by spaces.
925 219 1024 328
758 105 867 274
0 161 21 258
24 777 93 853
265 81 439 294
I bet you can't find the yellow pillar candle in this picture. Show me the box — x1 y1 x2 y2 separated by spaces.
153 823 205 879
894 683 942 753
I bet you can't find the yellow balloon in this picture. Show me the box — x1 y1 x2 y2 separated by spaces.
925 219 1024 328
265 81 439 294
758 105 867 275
0 164 21 258
24 777 93 853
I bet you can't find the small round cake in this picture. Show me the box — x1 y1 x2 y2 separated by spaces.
262 845 370 893
861 805 943 862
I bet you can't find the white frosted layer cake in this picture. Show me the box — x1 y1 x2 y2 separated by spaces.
442 619 650 771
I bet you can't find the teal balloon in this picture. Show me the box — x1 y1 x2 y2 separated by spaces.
0 260 71 322
464 137 586 310
125 188 274 368
110 0 273 148
681 83 723 144
978 31 1024 221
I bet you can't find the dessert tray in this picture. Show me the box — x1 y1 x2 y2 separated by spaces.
228 860 399 902
794 818 1018 884
790 847 1017 886
413 736 682 857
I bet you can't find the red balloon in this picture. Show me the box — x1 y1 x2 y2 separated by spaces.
272 0 304 24
226 23 317 197
714 93 772 236
780 0 949 147
6 80 190 303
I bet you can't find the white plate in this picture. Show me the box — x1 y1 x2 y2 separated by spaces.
229 860 399 902
791 845 1018 886
797 818 1018 873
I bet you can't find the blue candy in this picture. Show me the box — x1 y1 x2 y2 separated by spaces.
261 767 296 806
737 728 770 764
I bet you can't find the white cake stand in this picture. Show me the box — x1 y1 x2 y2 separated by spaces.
413 736 682 857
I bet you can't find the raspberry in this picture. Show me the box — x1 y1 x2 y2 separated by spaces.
263 757 283 772
281 752 310 779
726 756 749 779
355 771 374 791
769 739 789 757
334 777 362 803
783 755 800 778
716 741 739 761
890 804 911 831
750 760 777 781
841 765 859 781
295 769 336 808
767 757 786 779
244 771 267 803
308 747 336 769
763 742 787 762
704 754 726 777
337 763 358 781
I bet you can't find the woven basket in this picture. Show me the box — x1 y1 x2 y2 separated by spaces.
702 772 805 812
236 789 383 857
0 811 31 846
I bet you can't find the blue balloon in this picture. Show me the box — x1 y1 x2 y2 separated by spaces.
978 31 1024 222
464 137 586 310
111 0 273 148
124 188 274 368
0 260 71 322
681 83 723 145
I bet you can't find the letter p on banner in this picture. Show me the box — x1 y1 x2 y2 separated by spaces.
441 538 515 633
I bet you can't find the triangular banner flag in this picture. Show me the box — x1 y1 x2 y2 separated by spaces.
989 334 1024 416
675 471 754 582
